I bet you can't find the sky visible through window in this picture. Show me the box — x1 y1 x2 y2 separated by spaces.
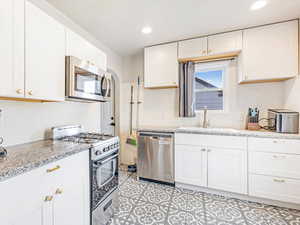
195 70 223 89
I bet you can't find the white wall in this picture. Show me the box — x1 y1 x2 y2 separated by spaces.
0 101 102 146
283 20 300 115
120 51 286 164
0 0 123 147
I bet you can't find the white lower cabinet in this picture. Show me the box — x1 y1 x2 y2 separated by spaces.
249 174 300 204
207 147 247 194
175 145 207 187
175 134 247 195
0 151 90 225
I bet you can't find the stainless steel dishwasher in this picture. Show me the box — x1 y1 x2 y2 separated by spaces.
137 131 174 184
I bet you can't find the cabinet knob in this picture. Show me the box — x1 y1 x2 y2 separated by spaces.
201 149 206 152
28 90 33 96
55 188 63 195
16 89 23 94
202 50 207 55
44 196 53 202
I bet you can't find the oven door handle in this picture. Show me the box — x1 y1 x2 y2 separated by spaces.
95 153 118 165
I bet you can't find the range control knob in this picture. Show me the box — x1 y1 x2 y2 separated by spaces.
95 150 102 155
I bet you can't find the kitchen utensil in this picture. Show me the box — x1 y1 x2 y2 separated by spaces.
0 137 7 158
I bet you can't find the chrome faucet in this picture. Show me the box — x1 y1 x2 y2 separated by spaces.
203 106 208 128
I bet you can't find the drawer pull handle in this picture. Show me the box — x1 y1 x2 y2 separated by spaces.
55 188 63 195
46 165 60 173
273 179 285 183
44 196 53 202
273 155 286 159
201 149 206 152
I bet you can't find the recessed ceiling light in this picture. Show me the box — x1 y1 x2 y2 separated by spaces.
250 0 268 11
142 27 152 34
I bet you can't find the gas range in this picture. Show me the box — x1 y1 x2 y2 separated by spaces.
51 125 120 225
51 125 120 159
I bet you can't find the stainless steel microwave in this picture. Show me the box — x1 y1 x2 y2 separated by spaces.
66 56 111 102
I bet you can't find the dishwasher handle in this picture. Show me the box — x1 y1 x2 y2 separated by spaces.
138 132 173 138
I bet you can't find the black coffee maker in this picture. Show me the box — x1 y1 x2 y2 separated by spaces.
0 137 7 158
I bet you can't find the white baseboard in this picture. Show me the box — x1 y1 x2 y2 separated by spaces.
176 182 300 210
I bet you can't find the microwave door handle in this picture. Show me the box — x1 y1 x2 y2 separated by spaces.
102 76 110 98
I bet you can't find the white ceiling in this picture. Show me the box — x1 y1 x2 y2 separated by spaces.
46 0 300 56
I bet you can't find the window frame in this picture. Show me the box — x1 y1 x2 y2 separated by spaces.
194 60 230 113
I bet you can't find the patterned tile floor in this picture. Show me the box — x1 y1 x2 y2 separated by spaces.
109 171 300 225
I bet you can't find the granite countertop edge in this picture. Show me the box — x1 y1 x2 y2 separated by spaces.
0 142 89 182
138 128 300 140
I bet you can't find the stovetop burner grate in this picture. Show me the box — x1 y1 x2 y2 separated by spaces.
59 132 114 144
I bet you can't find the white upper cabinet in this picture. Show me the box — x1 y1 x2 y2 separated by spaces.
144 43 178 88
240 20 299 83
25 1 65 101
178 31 242 59
66 29 107 71
208 31 243 55
178 37 208 59
0 0 25 98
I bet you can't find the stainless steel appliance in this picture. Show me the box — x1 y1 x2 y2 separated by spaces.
137 131 174 184
65 56 112 102
268 109 299 134
51 125 119 225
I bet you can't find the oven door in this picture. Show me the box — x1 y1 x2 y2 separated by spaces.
95 153 117 189
92 152 119 211
66 56 108 102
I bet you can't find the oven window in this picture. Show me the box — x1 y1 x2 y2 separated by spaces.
75 68 101 95
96 160 115 188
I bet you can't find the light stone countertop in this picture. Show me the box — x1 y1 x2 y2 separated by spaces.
0 140 90 182
176 127 300 140
139 126 300 140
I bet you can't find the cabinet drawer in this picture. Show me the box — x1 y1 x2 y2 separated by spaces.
249 152 300 179
43 151 88 192
248 137 300 154
249 174 300 204
175 133 247 149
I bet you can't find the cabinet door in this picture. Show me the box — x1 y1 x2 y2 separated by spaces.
241 20 298 83
178 37 208 59
207 147 247 194
0 0 25 98
52 151 90 225
25 1 65 101
66 29 107 71
175 145 207 186
0 166 45 225
144 43 178 88
208 31 242 55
